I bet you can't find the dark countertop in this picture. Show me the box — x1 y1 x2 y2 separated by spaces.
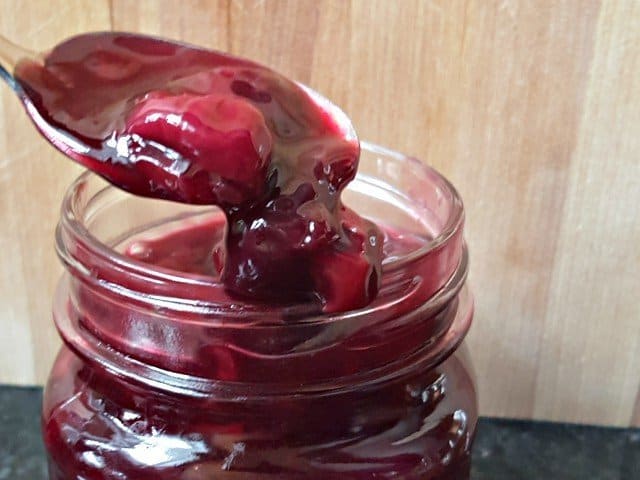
2 386 638 479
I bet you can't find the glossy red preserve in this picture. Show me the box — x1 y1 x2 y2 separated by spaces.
14 32 382 312
8 32 478 480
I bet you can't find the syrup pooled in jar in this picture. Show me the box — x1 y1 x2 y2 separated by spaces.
14 32 382 312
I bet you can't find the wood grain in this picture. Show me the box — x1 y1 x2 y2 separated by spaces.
532 0 640 426
0 0 110 384
0 0 638 427
452 0 602 422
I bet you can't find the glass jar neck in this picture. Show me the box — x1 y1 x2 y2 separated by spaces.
54 142 470 398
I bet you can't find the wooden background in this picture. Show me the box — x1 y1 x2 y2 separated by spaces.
0 0 638 427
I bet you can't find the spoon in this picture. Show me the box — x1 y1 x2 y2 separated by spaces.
0 34 32 91
0 34 109 163
0 32 359 206
1 32 207 201
0 32 279 205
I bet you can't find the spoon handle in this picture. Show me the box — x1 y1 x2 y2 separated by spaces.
0 34 36 90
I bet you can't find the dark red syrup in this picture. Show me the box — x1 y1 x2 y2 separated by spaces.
14 32 382 312
6 32 476 480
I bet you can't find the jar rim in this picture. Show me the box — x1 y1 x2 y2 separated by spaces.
56 141 465 326
54 277 473 398
359 141 465 270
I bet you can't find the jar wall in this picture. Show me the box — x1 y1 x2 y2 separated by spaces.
43 343 477 479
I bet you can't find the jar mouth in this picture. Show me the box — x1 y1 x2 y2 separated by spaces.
56 141 465 326
359 141 465 270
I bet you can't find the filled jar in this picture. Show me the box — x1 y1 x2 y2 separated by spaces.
44 142 477 480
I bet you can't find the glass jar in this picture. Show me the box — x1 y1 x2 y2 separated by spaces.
43 142 477 480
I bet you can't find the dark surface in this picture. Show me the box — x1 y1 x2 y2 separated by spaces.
1 385 638 479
